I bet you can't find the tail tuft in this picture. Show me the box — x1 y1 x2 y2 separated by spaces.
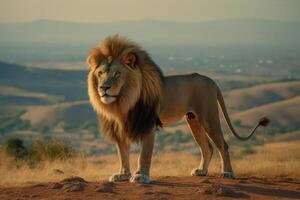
258 117 270 127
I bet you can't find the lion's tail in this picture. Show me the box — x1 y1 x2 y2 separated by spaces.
217 87 269 141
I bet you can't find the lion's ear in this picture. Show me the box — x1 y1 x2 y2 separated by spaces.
86 55 94 68
86 49 102 68
123 53 136 69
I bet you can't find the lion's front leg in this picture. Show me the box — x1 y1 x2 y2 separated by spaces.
109 140 131 182
130 132 155 184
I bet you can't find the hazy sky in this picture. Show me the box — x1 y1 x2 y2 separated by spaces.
0 0 300 23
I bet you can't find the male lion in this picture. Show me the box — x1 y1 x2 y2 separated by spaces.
87 35 269 184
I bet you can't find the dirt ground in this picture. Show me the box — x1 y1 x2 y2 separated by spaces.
0 176 299 200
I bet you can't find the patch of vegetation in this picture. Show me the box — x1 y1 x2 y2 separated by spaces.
4 138 27 159
237 100 258 110
155 130 193 151
263 124 298 137
80 120 99 138
233 119 242 127
28 140 75 162
32 125 50 134
3 138 76 166
100 144 117 154
0 111 30 134
242 143 256 155
278 126 298 134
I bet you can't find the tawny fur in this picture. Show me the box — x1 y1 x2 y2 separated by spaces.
87 36 268 182
87 35 164 143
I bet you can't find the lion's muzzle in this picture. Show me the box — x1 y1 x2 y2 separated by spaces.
100 94 117 104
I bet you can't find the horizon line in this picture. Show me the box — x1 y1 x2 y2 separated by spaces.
1 17 299 25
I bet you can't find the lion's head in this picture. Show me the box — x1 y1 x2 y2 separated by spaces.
90 52 141 105
87 35 164 142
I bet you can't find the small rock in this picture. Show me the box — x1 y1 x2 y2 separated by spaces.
200 179 210 184
238 180 249 184
50 183 63 189
53 169 64 175
64 182 86 192
61 176 87 183
216 187 236 196
31 183 45 188
203 184 249 198
95 182 115 193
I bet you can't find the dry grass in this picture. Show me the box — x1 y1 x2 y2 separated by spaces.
233 141 300 178
0 141 299 187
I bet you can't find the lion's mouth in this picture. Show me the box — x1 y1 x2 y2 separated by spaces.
100 93 118 104
101 93 118 98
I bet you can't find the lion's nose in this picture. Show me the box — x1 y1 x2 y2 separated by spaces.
100 85 111 91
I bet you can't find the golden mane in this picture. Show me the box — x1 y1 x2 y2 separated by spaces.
87 35 164 142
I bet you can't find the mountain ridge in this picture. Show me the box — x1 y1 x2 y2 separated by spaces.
1 19 299 46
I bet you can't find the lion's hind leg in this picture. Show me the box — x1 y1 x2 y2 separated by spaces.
185 112 213 176
203 111 235 179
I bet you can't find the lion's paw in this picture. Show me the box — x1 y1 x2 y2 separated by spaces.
130 174 150 184
109 173 131 182
191 168 208 176
220 172 235 179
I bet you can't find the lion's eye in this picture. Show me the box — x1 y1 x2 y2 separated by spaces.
98 71 103 77
114 71 121 78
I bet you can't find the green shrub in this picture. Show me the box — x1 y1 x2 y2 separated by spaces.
233 119 242 127
4 138 28 159
0 117 30 134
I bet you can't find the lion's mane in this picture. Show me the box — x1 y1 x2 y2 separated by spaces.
87 35 164 142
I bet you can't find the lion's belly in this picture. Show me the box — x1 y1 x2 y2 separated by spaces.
159 93 192 126
159 111 186 127
159 75 196 126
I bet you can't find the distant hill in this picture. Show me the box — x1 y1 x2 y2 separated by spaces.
21 101 95 128
224 81 300 112
0 61 87 101
232 95 300 131
0 19 299 46
0 85 64 105
271 130 300 142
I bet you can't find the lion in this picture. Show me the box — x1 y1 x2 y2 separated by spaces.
87 35 269 184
